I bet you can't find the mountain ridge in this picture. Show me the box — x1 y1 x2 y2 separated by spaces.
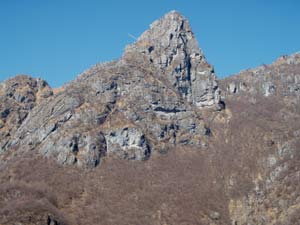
0 11 300 225
0 10 222 168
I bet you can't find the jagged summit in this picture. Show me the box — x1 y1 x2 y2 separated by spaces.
124 10 220 107
130 10 202 61
137 10 193 45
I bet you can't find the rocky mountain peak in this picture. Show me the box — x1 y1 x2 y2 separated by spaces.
1 11 300 225
0 11 222 170
124 11 220 108
137 10 194 48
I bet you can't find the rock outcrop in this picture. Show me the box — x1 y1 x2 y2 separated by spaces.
0 75 53 153
0 11 220 168
105 127 150 160
124 11 220 107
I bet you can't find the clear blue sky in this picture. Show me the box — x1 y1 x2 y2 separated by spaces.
0 0 299 87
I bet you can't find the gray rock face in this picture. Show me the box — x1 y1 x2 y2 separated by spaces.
263 82 276 96
41 130 107 168
0 75 53 153
0 11 222 168
210 211 221 220
227 82 237 94
105 127 150 160
124 11 220 108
